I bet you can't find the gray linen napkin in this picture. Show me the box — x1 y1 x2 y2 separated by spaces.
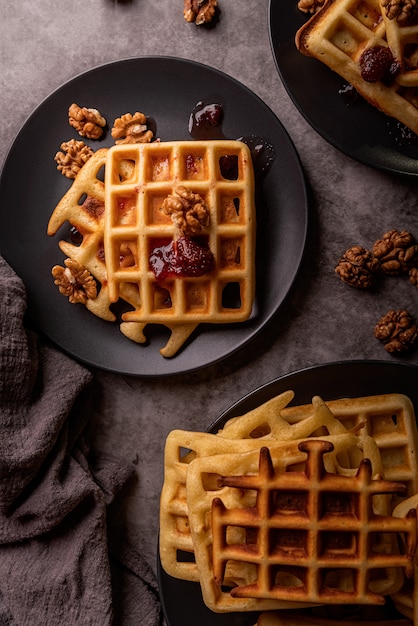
0 256 162 626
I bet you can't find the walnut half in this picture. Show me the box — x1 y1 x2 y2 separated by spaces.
184 0 218 25
372 229 418 275
68 103 106 140
54 139 94 179
374 309 418 353
52 258 97 304
335 245 380 288
111 112 154 145
160 185 210 235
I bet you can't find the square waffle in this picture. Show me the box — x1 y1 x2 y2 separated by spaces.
103 140 256 355
295 0 418 135
187 440 416 613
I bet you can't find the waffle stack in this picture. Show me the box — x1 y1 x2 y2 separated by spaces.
296 0 418 135
159 392 418 614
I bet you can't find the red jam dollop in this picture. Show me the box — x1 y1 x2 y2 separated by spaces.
149 235 215 281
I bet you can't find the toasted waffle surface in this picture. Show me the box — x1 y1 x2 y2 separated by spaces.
187 440 415 612
159 392 418 615
48 139 256 357
104 141 256 327
295 0 418 134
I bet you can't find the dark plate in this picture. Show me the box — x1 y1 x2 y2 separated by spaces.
268 0 418 176
0 56 307 377
158 359 418 625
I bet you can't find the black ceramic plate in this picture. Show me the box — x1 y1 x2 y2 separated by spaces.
269 0 418 176
158 359 418 625
0 56 307 377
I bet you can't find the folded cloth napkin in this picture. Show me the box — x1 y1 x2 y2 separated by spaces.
0 256 162 626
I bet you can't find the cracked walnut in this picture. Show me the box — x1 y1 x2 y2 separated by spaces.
52 258 97 304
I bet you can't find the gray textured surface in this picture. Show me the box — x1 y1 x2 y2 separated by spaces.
2 0 418 577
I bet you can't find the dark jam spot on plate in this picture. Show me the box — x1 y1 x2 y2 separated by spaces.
149 235 215 281
238 134 276 178
188 102 225 139
338 83 362 106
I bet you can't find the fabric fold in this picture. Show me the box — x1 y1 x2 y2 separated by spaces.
0 256 162 626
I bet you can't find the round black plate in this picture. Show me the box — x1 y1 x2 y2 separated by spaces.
268 0 418 176
0 56 307 377
158 359 418 625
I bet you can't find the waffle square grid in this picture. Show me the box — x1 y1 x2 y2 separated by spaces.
104 140 255 325
211 440 416 606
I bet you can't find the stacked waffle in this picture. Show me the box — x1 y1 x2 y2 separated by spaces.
159 391 418 620
296 0 418 134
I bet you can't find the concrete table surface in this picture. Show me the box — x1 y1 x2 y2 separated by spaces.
1 0 418 585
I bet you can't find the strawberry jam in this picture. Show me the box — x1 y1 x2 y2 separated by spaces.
149 235 215 281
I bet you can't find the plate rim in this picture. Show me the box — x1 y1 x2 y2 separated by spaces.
267 0 418 177
0 55 309 377
158 358 418 624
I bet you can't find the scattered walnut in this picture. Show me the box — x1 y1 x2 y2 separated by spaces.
68 103 106 140
52 258 97 304
184 0 218 25
54 139 94 179
111 112 154 145
160 185 210 235
374 309 418 353
372 229 418 275
297 0 326 13
410 266 418 287
381 0 418 22
335 245 380 288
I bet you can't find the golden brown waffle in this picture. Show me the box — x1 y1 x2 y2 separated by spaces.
188 441 416 613
159 426 361 583
159 392 414 591
280 393 418 503
295 0 418 135
103 140 256 356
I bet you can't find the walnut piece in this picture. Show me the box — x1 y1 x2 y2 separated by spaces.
111 112 154 145
54 139 94 179
381 0 418 22
160 185 210 235
335 245 380 288
297 0 326 14
68 103 106 140
372 229 418 275
374 309 418 353
184 0 218 25
410 266 418 287
52 258 97 304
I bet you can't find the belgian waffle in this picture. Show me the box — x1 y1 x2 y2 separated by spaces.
103 140 256 356
187 440 416 613
295 0 418 135
159 425 361 582
159 392 411 587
